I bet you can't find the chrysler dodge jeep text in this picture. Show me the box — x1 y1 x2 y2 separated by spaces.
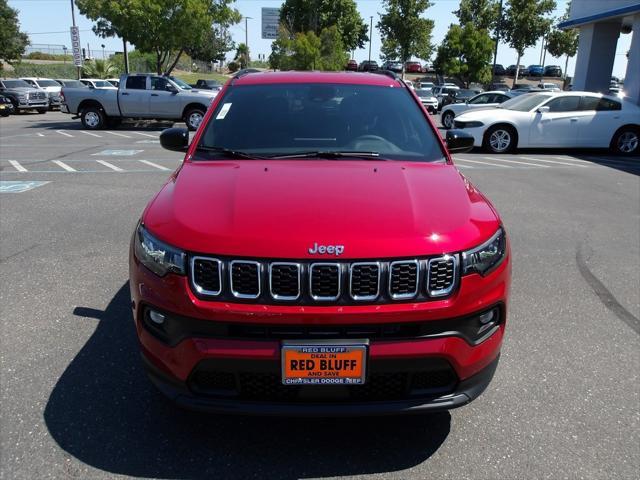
130 71 511 415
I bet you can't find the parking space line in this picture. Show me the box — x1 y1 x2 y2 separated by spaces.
519 156 588 167
458 158 512 168
454 163 474 169
134 132 158 138
51 160 77 172
56 130 74 138
80 131 102 138
550 156 594 165
484 156 549 167
139 160 170 171
95 160 124 172
104 131 131 138
8 160 28 172
36 133 45 137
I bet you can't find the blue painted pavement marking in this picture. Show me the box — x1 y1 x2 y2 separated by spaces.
0 181 50 193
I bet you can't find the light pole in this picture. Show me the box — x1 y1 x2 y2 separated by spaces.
101 44 105 60
244 16 252 69
368 16 373 63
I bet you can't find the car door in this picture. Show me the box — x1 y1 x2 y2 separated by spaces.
148 76 179 118
118 75 149 116
528 96 581 147
467 93 497 110
575 96 623 147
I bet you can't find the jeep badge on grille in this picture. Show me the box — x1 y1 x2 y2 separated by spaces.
308 243 344 256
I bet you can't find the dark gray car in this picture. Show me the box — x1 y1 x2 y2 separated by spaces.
0 79 49 113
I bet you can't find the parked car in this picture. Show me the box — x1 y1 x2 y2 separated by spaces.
405 61 423 73
54 79 88 88
414 88 438 113
527 65 544 76
358 60 379 72
543 65 562 77
345 59 358 71
441 88 483 108
493 64 506 76
403 79 415 89
419 81 435 89
80 78 118 89
537 82 561 91
440 91 514 129
382 60 403 73
192 79 223 91
61 73 218 130
506 65 526 76
20 77 62 110
423 63 435 73
512 83 535 91
432 85 460 110
133 70 510 414
453 91 640 155
0 93 14 116
106 78 120 87
489 83 510 91
0 79 49 113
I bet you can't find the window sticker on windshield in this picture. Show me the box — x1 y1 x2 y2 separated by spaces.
216 103 232 120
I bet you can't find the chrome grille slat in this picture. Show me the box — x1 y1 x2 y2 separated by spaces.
427 256 458 297
230 260 261 299
269 262 301 300
309 263 341 301
349 262 380 300
389 260 419 299
191 257 222 296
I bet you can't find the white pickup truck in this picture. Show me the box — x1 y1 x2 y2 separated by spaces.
60 74 219 130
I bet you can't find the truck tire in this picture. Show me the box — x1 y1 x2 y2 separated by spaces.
81 106 105 129
184 107 205 131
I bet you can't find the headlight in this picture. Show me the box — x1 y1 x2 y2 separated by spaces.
464 121 484 128
134 224 186 277
462 228 506 276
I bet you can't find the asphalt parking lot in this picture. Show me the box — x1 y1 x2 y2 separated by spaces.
1 111 639 480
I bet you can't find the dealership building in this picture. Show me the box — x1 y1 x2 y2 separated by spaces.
560 0 640 105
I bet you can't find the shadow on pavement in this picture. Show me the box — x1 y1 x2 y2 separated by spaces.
21 113 177 132
44 283 450 479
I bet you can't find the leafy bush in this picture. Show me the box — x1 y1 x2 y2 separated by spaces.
25 52 73 61
227 61 239 73
11 63 78 78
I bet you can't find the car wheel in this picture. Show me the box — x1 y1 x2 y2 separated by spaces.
0 111 9 117
484 125 516 154
81 106 105 129
185 108 205 131
37 108 47 114
611 127 639 156
442 111 455 129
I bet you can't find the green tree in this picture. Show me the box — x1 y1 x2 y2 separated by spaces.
434 23 494 87
76 0 240 75
269 26 295 70
0 0 29 67
502 0 556 85
186 23 239 65
318 26 349 71
280 0 368 51
454 0 500 32
377 0 435 78
82 59 119 78
234 43 250 69
546 3 578 80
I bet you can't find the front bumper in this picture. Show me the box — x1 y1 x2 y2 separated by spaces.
17 101 48 110
455 125 485 147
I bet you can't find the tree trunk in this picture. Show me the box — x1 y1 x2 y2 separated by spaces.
156 51 162 75
164 49 184 75
513 52 521 88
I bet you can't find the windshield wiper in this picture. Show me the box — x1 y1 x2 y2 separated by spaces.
270 150 383 160
195 145 265 160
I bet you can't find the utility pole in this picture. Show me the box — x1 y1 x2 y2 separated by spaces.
368 16 373 63
539 34 546 64
244 16 252 69
70 0 80 80
491 0 504 82
123 38 129 74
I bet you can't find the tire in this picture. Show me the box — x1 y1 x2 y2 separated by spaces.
37 108 47 114
81 106 105 130
484 125 517 154
610 126 639 156
442 111 455 129
0 111 9 117
184 107 206 131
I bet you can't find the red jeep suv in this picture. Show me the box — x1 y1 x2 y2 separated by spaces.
130 71 511 415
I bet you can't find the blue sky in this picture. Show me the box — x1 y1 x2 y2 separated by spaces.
9 0 633 77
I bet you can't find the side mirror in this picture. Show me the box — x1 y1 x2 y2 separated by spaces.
166 84 179 94
537 106 550 114
160 127 189 152
446 129 475 153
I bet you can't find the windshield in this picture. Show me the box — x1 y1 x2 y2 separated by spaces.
168 76 192 90
499 93 552 111
197 83 443 162
2 80 31 88
415 89 433 97
37 80 60 87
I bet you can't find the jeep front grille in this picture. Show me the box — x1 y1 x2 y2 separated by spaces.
189 255 459 304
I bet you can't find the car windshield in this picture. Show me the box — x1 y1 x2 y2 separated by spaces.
168 76 192 90
456 90 476 98
498 93 552 111
415 89 433 97
196 83 443 162
2 80 31 88
37 80 60 87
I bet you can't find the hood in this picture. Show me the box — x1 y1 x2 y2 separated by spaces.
40 86 61 93
189 89 218 97
3 87 39 94
455 107 512 122
143 161 500 259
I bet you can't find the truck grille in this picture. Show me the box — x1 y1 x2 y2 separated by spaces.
190 255 458 304
28 92 47 100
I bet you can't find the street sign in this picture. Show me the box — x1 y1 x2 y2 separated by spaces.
70 26 83 67
261 7 280 40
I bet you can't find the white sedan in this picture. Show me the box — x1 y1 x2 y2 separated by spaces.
440 91 515 129
452 92 640 155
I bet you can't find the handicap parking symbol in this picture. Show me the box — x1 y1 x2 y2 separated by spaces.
0 181 50 193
